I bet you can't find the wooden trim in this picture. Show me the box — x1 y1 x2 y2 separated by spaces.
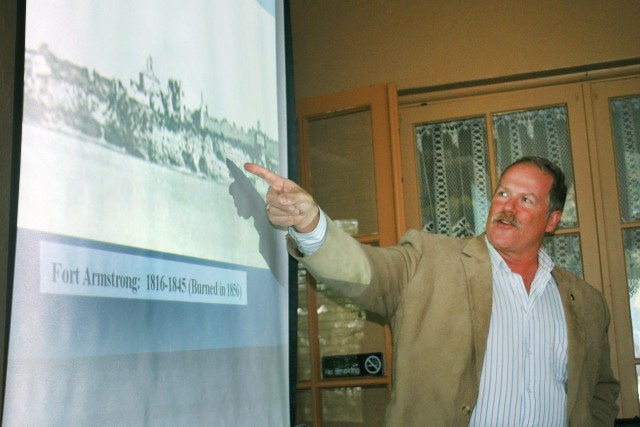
398 62 640 104
387 84 407 237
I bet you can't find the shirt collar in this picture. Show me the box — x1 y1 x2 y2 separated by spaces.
484 236 555 274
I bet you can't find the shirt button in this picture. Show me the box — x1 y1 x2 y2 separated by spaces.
461 405 472 415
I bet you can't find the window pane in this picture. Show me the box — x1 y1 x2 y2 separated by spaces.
542 233 583 279
295 390 313 427
316 280 387 363
492 105 578 228
414 117 492 237
624 228 640 358
308 109 378 235
297 264 311 381
321 386 388 427
611 96 640 223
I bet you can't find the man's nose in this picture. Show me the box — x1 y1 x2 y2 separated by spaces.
503 196 516 211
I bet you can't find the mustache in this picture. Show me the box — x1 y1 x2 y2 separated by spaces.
491 212 523 229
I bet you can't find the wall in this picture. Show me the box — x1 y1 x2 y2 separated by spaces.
289 0 640 99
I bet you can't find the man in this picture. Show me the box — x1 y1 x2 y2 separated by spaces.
245 156 619 426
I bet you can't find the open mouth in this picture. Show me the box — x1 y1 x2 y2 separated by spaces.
492 213 522 229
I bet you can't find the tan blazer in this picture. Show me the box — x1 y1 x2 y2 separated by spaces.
292 218 620 426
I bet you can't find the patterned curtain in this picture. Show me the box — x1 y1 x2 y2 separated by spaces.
415 117 491 238
611 96 640 223
611 96 640 358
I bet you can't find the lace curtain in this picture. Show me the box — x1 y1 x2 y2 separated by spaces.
415 117 491 238
612 96 640 223
611 96 640 357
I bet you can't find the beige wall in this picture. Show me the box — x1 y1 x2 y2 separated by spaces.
289 0 640 99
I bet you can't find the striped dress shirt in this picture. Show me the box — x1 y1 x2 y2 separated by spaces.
469 238 569 427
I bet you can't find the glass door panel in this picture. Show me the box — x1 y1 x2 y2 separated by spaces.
623 228 640 359
490 104 583 278
321 386 388 427
316 280 387 362
612 95 640 362
610 92 640 412
307 109 378 236
295 389 313 426
611 96 640 223
590 76 640 416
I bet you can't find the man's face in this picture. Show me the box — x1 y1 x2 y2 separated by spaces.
485 163 562 259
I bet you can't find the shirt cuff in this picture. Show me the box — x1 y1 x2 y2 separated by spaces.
288 209 328 256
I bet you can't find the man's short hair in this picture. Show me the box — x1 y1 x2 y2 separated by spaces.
501 156 568 214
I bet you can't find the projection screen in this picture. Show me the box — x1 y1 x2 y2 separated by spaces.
3 0 290 425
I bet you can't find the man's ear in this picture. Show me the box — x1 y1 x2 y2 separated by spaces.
545 210 563 233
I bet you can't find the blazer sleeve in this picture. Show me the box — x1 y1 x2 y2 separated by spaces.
590 298 620 426
288 217 426 317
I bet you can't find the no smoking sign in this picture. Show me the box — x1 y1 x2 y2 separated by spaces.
322 352 384 379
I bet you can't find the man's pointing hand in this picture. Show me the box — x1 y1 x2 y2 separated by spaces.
244 163 320 233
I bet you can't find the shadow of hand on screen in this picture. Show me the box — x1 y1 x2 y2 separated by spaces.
227 158 285 285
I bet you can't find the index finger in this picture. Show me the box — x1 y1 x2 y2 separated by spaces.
244 163 286 188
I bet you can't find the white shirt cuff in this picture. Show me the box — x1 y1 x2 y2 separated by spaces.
288 209 328 256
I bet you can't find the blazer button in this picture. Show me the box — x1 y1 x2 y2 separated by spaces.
461 405 472 415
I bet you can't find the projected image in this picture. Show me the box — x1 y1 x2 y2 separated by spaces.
4 0 289 426
19 0 281 271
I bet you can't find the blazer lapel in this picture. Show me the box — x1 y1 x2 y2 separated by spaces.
461 235 494 381
553 268 586 416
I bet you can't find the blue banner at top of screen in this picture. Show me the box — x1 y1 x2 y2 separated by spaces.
40 241 247 305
